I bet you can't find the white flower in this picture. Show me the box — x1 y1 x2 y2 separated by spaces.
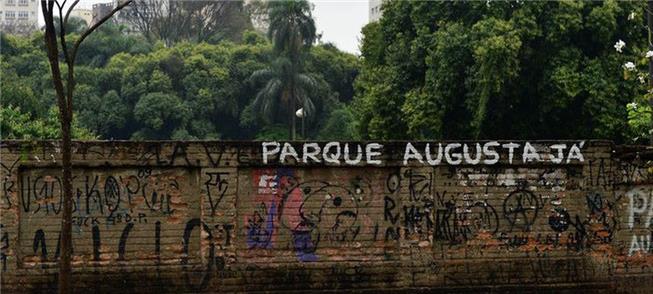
614 40 626 53
624 61 636 71
628 12 636 21
646 51 653 58
627 102 638 110
638 74 646 84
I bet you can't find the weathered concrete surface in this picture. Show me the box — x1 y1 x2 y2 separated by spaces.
0 140 651 293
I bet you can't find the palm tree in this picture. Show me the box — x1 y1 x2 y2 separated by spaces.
251 0 317 140
250 57 317 140
268 0 316 61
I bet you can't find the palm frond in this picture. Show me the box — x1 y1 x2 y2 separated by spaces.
248 68 274 85
298 17 316 47
299 90 316 118
267 0 315 56
294 74 318 119
252 78 282 121
296 73 317 93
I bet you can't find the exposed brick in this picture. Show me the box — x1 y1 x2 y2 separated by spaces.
0 140 651 292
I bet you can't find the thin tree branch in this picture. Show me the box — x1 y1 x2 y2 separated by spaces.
40 1 67 121
41 0 68 120
67 0 132 117
57 1 71 65
63 0 81 26
70 0 133 62
54 0 64 12
54 0 74 115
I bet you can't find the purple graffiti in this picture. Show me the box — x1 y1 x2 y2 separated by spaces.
246 202 275 249
292 230 317 262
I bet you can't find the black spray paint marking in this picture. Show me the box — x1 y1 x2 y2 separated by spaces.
117 223 134 261
92 224 101 261
155 221 161 262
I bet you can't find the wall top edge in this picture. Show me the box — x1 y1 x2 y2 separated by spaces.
0 139 617 145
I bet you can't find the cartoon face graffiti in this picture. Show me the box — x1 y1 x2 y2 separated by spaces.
278 182 360 261
294 183 359 241
247 169 367 262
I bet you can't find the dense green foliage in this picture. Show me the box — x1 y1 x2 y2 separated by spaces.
1 105 95 140
2 1 650 142
353 0 648 143
1 20 359 140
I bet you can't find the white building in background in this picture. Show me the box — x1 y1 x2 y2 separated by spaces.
369 0 385 22
92 2 114 26
0 0 38 35
70 8 93 26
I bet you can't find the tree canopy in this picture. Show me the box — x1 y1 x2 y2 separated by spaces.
353 0 647 143
1 20 359 141
251 0 318 140
1 0 650 143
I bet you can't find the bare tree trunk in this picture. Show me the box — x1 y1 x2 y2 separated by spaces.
59 55 76 294
40 2 71 289
646 0 653 145
59 116 73 294
40 1 133 292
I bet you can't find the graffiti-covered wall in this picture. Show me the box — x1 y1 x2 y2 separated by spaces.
0 140 651 292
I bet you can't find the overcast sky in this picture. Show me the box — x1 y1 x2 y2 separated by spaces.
310 0 368 54
41 0 369 54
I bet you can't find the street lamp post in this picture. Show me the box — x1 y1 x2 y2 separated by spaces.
296 108 305 140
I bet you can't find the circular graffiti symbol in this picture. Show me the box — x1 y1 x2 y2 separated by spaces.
104 176 121 213
502 189 539 231
467 201 500 235
386 173 401 193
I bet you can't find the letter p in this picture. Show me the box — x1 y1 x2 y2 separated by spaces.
262 142 281 164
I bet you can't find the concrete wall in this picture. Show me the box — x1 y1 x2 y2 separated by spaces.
0 140 652 292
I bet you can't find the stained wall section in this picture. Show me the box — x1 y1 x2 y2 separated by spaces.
0 141 651 292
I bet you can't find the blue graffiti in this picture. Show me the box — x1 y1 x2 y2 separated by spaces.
246 202 275 249
292 230 317 262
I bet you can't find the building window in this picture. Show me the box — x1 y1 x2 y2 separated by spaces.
5 11 15 19
18 10 28 19
6 0 15 6
18 0 27 6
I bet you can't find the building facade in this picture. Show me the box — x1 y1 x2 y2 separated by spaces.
70 8 93 26
369 0 384 22
92 2 114 26
0 0 38 35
